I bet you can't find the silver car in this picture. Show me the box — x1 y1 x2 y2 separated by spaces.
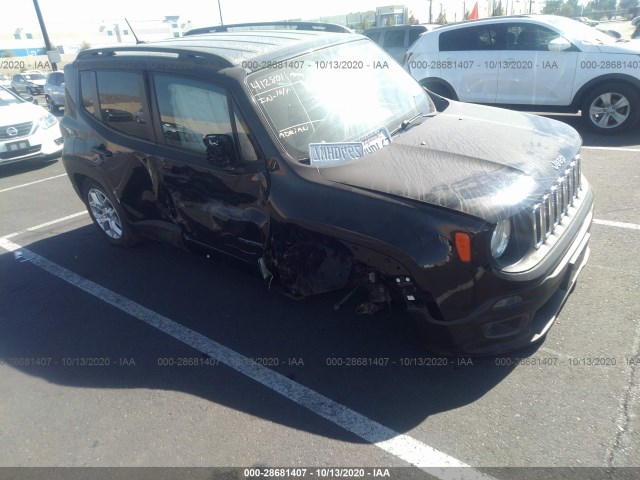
11 72 46 95
44 71 65 113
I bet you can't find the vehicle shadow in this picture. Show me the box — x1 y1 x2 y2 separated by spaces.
0 157 60 178
0 225 540 443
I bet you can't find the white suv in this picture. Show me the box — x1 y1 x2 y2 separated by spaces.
404 15 640 134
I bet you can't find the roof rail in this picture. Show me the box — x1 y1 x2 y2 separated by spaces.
184 21 352 36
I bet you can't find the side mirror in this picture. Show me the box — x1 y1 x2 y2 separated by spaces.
548 37 572 52
203 134 238 166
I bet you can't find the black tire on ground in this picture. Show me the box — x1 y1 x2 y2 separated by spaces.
581 83 640 134
45 95 59 113
82 178 141 248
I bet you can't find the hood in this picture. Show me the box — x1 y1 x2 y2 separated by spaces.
0 102 49 127
318 102 581 223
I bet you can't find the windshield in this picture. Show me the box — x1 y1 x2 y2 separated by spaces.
24 73 45 81
246 39 434 161
544 16 616 45
0 88 23 106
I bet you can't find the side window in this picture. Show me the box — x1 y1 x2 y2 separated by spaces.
80 71 98 117
506 24 561 50
440 26 503 51
153 75 260 163
408 28 424 46
365 31 382 44
385 29 406 48
95 71 153 140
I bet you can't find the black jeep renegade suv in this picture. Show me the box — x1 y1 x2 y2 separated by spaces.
60 24 593 355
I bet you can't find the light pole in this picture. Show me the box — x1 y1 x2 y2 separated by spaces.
32 0 57 71
217 0 224 25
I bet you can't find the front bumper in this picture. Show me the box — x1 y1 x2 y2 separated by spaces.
0 124 63 166
409 185 594 356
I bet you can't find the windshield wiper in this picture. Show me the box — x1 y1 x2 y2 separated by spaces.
390 112 435 136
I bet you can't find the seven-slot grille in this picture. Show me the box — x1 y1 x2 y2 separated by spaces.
0 122 33 140
532 155 582 249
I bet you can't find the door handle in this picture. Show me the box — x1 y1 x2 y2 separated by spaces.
89 145 112 164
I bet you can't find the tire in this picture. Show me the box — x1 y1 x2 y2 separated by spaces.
45 95 59 113
581 83 640 134
82 178 141 247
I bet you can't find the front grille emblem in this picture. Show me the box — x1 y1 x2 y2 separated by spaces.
6 127 18 137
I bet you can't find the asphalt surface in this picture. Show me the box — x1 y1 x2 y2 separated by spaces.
0 96 639 480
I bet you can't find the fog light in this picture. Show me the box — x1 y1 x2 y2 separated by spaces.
493 295 523 309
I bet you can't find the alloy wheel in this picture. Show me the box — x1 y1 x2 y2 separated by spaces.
87 188 123 239
588 92 631 130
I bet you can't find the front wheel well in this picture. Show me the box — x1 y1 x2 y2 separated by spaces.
418 78 458 101
573 75 640 109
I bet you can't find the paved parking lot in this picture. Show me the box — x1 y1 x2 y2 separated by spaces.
1 100 639 479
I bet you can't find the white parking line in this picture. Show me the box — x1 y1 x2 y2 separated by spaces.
0 236 495 480
581 146 640 153
593 219 640 231
1 211 88 240
0 174 67 193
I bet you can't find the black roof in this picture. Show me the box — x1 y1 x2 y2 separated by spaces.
76 30 358 70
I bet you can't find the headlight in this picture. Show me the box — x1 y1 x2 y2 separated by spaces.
39 113 57 130
490 219 511 259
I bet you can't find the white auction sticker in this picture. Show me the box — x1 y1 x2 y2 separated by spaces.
309 127 392 167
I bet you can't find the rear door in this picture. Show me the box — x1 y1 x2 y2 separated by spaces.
149 73 269 263
78 69 161 222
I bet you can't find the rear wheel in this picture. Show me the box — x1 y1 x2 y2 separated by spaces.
82 179 141 247
581 83 640 134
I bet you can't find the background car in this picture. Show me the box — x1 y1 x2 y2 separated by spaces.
11 72 46 95
44 71 65 113
572 16 599 27
0 86 63 166
364 24 439 63
404 14 640 133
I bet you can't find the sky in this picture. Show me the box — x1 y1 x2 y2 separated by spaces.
3 0 433 30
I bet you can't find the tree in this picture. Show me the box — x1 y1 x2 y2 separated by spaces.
79 41 91 51
591 0 617 18
464 9 470 19
385 17 396 26
492 1 505 15
436 11 448 24
408 14 416 25
619 0 638 9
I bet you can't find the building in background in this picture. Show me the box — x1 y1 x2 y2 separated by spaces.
376 5 410 26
